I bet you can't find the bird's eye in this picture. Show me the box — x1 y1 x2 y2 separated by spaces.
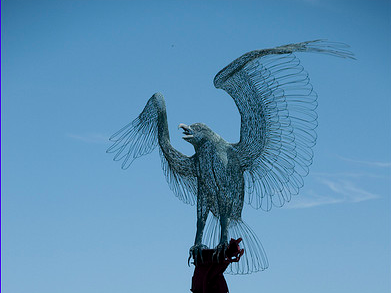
192 125 201 132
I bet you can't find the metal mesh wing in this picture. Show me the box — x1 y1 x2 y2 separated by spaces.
214 40 354 211
107 93 197 205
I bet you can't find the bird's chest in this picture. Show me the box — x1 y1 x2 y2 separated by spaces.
195 144 235 188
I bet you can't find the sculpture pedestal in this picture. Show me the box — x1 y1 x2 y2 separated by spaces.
190 238 244 293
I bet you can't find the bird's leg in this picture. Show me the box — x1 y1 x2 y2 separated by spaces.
188 203 209 265
194 217 207 246
219 216 229 246
188 218 208 265
214 216 229 260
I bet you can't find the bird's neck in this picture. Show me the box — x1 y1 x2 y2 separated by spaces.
194 137 228 155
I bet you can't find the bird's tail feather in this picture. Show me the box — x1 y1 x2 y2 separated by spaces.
203 215 269 274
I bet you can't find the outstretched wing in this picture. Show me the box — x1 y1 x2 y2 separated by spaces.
107 93 197 205
214 40 354 211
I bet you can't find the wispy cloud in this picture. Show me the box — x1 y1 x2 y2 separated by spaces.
288 190 341 209
317 178 379 202
337 156 391 168
312 171 387 179
287 154 389 209
67 133 108 144
289 176 380 209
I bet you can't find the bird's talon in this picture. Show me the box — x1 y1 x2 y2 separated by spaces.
213 242 229 260
189 244 208 265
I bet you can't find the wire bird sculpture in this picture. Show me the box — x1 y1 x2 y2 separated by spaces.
107 40 354 274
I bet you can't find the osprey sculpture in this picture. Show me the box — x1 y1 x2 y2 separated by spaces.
107 40 354 274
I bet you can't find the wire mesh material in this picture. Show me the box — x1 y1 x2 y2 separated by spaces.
107 40 354 274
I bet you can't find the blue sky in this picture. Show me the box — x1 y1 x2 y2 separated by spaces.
1 0 390 292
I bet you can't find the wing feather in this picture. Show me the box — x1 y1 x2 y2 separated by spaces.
107 97 160 169
107 93 197 205
214 40 353 210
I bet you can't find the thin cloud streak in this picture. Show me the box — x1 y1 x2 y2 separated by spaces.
288 192 343 209
337 156 391 168
318 178 379 202
287 154 388 209
311 171 387 179
288 177 379 209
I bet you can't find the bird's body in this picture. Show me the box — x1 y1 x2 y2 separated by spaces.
195 139 244 221
107 40 354 274
192 131 244 247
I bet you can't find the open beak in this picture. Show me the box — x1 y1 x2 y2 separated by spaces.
178 123 193 140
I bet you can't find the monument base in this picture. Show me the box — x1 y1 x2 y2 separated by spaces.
190 238 244 293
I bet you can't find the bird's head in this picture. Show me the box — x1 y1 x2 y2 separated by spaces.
178 123 218 147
